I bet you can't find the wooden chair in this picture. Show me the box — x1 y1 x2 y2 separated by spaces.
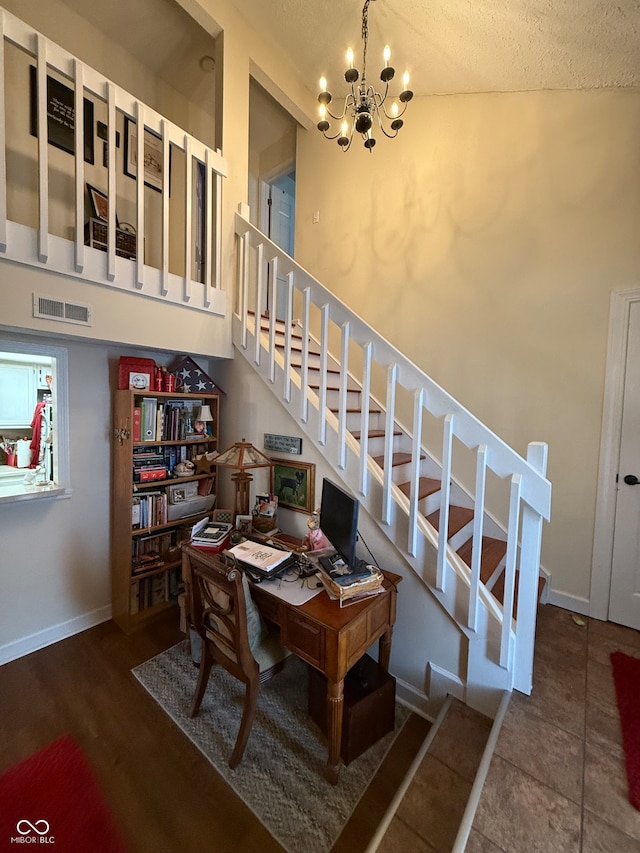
181 544 289 769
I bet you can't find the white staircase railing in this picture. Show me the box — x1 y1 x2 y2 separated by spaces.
234 206 552 709
0 7 227 314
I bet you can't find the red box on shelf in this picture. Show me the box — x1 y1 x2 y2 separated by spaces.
118 357 157 390
137 468 167 482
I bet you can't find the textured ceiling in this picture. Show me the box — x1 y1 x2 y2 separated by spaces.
230 0 640 96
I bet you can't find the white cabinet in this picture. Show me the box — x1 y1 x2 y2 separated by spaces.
0 363 36 428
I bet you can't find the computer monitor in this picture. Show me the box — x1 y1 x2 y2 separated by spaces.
319 478 359 569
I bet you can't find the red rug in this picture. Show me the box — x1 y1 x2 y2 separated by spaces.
0 734 128 852
611 650 640 810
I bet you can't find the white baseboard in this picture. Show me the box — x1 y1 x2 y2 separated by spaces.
545 588 590 616
428 661 465 704
396 664 466 721
395 677 432 720
0 605 112 666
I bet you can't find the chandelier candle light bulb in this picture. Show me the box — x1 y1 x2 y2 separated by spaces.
317 0 413 151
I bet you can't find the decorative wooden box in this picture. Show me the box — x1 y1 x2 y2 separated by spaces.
308 653 396 764
85 217 136 260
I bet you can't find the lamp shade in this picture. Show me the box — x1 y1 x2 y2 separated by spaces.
196 405 214 422
215 438 273 471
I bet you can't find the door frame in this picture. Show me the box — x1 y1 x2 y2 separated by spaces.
258 159 295 242
590 286 640 620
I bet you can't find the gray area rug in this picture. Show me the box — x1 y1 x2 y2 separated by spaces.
132 642 408 853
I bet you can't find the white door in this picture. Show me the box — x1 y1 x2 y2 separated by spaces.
609 299 640 628
260 174 295 320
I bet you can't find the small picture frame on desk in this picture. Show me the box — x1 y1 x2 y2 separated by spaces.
235 514 252 536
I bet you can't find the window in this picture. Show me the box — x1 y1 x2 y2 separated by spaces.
0 340 70 503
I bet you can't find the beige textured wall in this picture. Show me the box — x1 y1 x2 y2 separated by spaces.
295 89 640 602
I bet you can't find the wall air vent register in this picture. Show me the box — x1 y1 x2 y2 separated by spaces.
33 294 92 326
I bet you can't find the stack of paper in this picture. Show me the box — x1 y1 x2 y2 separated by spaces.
317 564 384 605
227 539 293 576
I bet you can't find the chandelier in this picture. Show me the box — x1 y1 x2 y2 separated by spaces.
317 0 413 152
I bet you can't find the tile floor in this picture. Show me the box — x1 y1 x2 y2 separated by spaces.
469 604 640 852
379 696 493 851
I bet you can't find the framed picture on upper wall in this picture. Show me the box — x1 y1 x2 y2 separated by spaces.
124 116 163 192
270 459 315 513
86 183 117 224
29 65 94 164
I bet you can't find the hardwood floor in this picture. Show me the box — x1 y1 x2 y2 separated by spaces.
0 611 430 853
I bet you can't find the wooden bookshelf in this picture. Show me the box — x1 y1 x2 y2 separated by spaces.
111 388 220 633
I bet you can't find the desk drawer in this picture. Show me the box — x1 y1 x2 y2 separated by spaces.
284 610 324 668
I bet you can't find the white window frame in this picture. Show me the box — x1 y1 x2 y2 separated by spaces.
0 339 71 503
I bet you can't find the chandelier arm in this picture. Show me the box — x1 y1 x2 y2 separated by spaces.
325 105 348 122
378 99 409 121
376 123 399 140
322 126 346 141
371 106 399 139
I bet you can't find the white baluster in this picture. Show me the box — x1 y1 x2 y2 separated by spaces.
382 363 397 524
359 342 372 496
408 388 424 556
468 445 487 631
436 414 454 591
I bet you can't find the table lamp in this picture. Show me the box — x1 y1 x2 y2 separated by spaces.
194 404 214 436
214 438 273 518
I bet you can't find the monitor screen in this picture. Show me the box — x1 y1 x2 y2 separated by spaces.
319 478 359 569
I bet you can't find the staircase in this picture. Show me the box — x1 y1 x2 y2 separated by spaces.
234 207 551 716
265 311 526 619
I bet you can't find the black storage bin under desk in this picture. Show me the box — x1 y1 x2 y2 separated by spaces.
308 653 396 764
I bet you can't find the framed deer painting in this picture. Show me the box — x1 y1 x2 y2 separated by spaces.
270 459 315 513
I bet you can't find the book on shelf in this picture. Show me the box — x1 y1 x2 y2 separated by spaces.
141 397 158 442
132 553 165 574
133 407 141 442
131 490 167 528
227 539 294 575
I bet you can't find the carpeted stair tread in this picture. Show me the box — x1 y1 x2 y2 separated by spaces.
373 452 425 469
397 477 441 501
350 428 402 440
490 572 546 615
427 506 474 538
330 406 381 414
457 536 507 584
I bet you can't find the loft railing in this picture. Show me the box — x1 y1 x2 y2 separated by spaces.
0 8 227 314
234 206 552 703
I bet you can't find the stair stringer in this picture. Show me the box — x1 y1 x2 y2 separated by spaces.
233 320 515 716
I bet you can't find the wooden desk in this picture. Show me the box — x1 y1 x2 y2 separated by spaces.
251 571 400 783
